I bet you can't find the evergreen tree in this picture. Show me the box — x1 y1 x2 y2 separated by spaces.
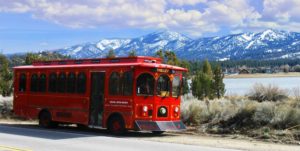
203 59 213 76
155 50 164 61
191 71 201 99
212 65 225 99
11 52 69 66
128 50 137 57
106 49 116 58
179 60 190 70
192 71 213 100
164 51 179 65
192 60 217 100
0 54 13 96
182 76 189 95
25 53 47 65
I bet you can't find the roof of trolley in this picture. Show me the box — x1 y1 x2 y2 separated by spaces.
13 56 188 71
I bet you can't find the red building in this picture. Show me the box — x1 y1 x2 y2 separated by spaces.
13 56 187 134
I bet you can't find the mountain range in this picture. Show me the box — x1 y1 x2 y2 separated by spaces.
53 29 300 61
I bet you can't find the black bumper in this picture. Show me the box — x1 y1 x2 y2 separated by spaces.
135 120 186 131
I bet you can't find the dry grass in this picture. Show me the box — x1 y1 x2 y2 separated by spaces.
181 94 300 143
181 95 300 129
247 83 288 102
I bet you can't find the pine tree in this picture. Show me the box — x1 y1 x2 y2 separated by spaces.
203 59 213 76
179 60 190 70
106 49 116 58
192 71 202 99
25 53 47 65
164 51 179 65
155 50 164 61
191 60 216 100
182 76 189 95
212 65 225 99
192 71 213 100
128 50 137 57
0 54 13 96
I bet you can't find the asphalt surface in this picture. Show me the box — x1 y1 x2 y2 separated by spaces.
0 124 241 151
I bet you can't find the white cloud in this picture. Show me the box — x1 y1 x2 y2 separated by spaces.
234 0 300 32
203 0 260 27
4 0 299 36
0 0 31 12
168 0 206 6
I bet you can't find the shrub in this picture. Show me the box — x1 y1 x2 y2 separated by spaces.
181 95 210 125
218 100 257 129
248 83 288 102
181 94 300 131
0 96 13 117
271 100 300 129
253 102 275 126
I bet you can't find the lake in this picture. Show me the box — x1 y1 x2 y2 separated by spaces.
224 77 300 96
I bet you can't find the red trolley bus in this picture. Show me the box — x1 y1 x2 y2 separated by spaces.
13 56 187 134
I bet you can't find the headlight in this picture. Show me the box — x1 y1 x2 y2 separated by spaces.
174 107 179 113
143 106 148 112
159 107 167 114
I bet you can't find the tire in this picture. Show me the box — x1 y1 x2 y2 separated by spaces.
39 111 57 128
152 131 165 135
108 116 126 135
77 124 88 130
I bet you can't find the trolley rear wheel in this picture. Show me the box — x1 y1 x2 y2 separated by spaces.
108 116 126 135
39 111 57 128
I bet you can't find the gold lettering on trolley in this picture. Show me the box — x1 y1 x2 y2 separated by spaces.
157 68 169 73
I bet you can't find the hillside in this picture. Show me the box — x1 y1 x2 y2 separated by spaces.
52 29 300 61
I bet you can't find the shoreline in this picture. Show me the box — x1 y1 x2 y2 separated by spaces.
225 72 300 79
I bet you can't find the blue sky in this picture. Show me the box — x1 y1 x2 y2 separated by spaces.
0 0 299 54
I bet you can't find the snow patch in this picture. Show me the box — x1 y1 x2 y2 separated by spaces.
281 54 289 58
292 41 300 45
241 34 252 41
218 58 230 61
266 49 272 53
73 46 82 53
245 41 254 49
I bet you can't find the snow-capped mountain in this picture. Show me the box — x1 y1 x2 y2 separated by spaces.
54 29 300 60
179 29 300 60
55 30 191 59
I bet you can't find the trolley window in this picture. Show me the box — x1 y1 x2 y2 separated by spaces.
136 73 154 96
109 72 121 95
77 72 86 93
156 74 170 97
19 73 26 92
58 72 66 93
67 72 76 93
122 71 133 96
30 73 38 92
48 72 57 92
39 74 47 92
172 76 180 97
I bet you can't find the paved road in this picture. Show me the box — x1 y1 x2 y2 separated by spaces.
0 124 241 151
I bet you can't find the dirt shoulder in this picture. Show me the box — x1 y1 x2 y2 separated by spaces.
0 119 299 151
143 132 300 151
225 72 300 78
